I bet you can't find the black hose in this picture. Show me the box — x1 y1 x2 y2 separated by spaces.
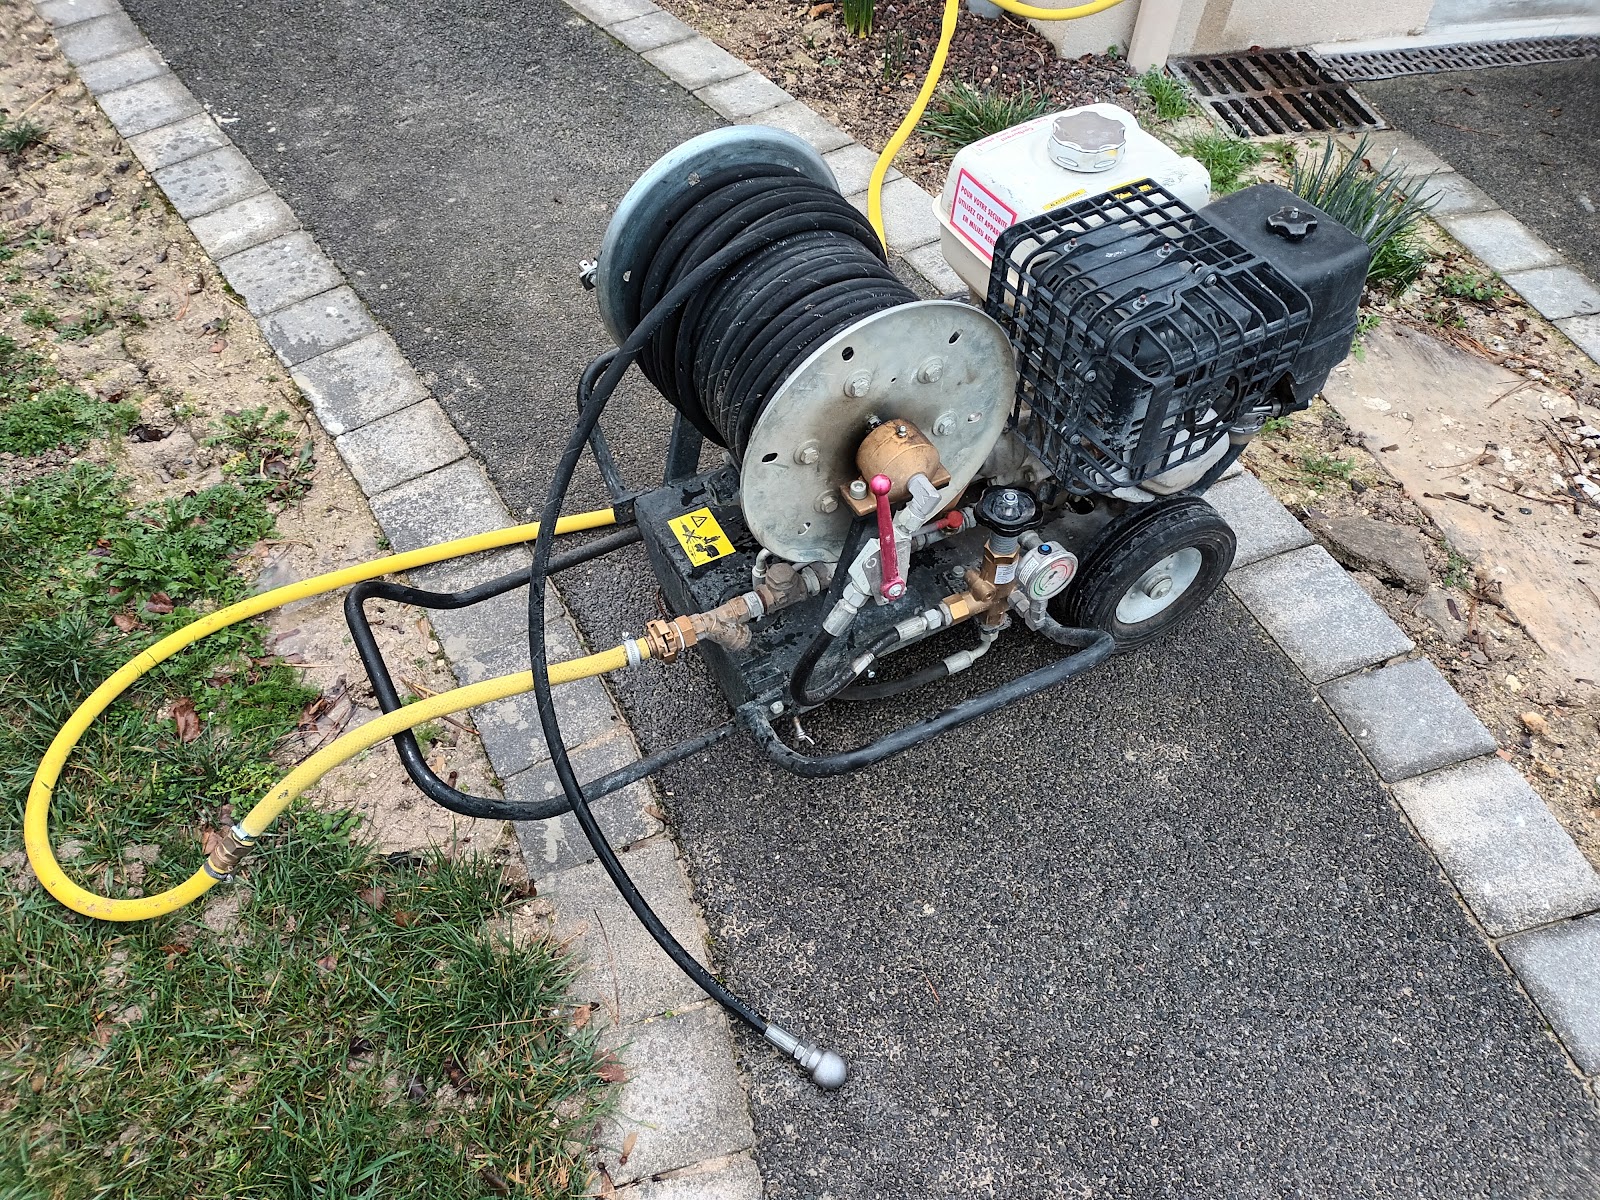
344 526 644 821
629 170 915 455
528 208 891 1037
786 514 877 708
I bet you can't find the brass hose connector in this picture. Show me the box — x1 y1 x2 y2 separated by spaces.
203 824 258 881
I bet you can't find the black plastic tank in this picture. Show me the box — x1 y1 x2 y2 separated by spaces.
1197 183 1370 409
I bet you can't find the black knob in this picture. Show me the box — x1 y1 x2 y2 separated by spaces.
1267 205 1318 242
975 486 1040 537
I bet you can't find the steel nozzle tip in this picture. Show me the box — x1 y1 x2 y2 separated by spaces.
810 1049 848 1090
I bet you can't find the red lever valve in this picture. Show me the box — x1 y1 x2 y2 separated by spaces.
869 474 906 600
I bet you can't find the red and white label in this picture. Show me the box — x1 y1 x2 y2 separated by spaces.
949 169 1017 259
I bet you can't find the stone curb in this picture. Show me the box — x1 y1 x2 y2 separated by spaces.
37 1 758 1192
561 0 1600 1106
1340 129 1600 368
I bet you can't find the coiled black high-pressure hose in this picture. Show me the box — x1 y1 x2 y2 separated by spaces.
629 167 916 454
525 170 928 1088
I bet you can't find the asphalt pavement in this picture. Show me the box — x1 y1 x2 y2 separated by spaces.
122 1 1600 1193
1362 59 1600 281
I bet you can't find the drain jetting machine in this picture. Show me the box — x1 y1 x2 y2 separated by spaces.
25 0 1369 1090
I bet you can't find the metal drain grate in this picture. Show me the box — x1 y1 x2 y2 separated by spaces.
1324 35 1600 80
1169 50 1386 137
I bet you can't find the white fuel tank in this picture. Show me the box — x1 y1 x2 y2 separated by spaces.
934 103 1211 298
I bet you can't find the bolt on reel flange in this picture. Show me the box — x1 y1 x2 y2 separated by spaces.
739 299 1017 564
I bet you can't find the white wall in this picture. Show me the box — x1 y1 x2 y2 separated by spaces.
1028 0 1437 58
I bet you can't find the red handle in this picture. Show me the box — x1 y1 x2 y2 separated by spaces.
869 475 905 600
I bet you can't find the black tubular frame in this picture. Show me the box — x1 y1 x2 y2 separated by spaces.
342 191 1120 1069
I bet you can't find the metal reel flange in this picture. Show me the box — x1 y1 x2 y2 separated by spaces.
741 300 1018 564
595 126 838 346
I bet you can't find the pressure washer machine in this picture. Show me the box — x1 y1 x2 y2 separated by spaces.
335 122 1372 1089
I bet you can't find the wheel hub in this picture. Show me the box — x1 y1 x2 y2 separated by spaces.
1116 547 1202 625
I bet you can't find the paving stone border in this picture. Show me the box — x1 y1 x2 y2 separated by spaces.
45 1 1600 1192
36 1 763 1192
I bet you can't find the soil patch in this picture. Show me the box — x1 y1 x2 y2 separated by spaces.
655 0 1136 190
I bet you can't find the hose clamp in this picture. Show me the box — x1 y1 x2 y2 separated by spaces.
203 823 257 882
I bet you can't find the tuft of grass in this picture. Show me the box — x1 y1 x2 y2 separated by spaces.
1130 68 1192 122
20 305 55 329
0 113 47 156
1442 541 1473 589
1287 135 1439 290
1260 415 1294 435
56 302 115 341
920 82 1052 156
1177 131 1263 194
1301 451 1356 490
0 333 135 454
205 406 316 503
1439 270 1504 302
0 383 135 454
1351 311 1382 361
842 0 873 36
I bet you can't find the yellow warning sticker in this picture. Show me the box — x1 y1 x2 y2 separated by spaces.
668 507 734 566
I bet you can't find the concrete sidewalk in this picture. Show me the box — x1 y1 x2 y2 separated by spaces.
99 0 1600 1194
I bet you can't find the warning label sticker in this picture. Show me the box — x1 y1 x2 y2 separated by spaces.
949 169 1018 258
668 507 734 567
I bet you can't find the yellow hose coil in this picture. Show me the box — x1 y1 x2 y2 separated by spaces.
865 0 1133 248
24 508 636 923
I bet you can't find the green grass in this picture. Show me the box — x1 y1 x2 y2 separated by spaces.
1439 270 1504 302
0 341 609 1192
0 114 47 156
1129 67 1191 122
920 82 1051 156
842 0 873 36
0 335 135 454
1287 135 1439 290
1176 131 1262 194
1442 541 1473 589
1301 451 1356 490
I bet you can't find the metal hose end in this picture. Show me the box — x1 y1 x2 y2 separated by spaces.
764 1024 849 1090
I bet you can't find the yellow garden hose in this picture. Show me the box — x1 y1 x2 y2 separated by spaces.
864 0 1133 247
24 508 638 923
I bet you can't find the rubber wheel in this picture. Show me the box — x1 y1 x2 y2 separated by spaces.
1053 495 1236 652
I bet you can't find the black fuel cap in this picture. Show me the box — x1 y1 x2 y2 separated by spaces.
975 486 1040 537
1267 204 1318 242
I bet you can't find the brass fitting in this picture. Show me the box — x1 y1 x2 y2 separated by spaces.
977 540 1022 629
646 562 835 664
203 824 256 881
842 419 952 515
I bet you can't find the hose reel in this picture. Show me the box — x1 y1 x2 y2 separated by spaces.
596 127 1016 562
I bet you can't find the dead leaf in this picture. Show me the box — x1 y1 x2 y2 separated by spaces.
620 1130 638 1165
595 1055 626 1084
315 953 337 973
443 1055 480 1093
356 885 386 911
209 338 227 354
145 592 175 614
479 1168 511 1195
570 1004 592 1030
392 910 417 928
171 696 201 743
809 2 834 13
112 611 139 632
1521 711 1550 736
